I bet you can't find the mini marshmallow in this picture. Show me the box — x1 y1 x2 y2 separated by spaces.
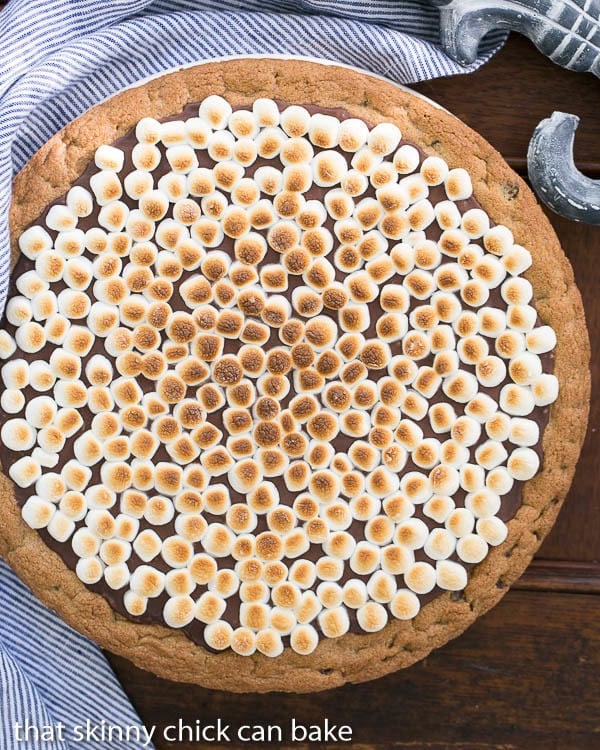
424 528 457 561
255 127 286 159
10 456 41 488
251 97 279 127
1 416 36 451
355 601 388 633
197 94 232 130
35 252 64 286
526 326 557 354
477 517 508 546
312 150 348 187
371 159 399 186
532 374 559 406
500 383 536 416
507 304 537 333
6 296 32 326
495 330 526 359
424 495 455 525
21 495 55 530
486 466 514 496
15 321 46 353
508 353 543 386
278 104 311 137
507 447 540 480
1 388 24 413
308 113 339 148
75 557 104 585
485 412 511 442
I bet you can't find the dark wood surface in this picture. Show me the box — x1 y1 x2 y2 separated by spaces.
1 4 598 744
105 35 600 750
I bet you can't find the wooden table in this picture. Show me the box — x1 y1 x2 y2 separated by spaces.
3 8 599 745
103 36 600 750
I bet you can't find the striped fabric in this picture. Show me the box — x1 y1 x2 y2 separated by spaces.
0 559 152 749
0 2 505 747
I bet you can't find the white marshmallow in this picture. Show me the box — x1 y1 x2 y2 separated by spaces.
312 150 348 187
76 557 104 584
436 560 468 591
15 321 46 353
9 456 41 487
1 418 36 451
199 94 232 129
456 534 489 564
475 440 508 470
21 496 55 529
486 466 514 496
1 388 24 413
404 561 436 594
465 489 501 519
7 296 32 325
526 326 557 355
95 144 124 172
500 384 536 416
532 374 559 406
502 245 533 276
507 447 540 480
445 168 472 200
476 517 508 546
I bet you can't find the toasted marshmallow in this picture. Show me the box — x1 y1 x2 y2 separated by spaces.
127 565 165 601
194 591 227 626
486 466 514 496
158 534 193 569
508 353 542 386
507 446 540 481
34 250 66 285
248 97 278 127
525 326 557 355
311 149 347 187
499 383 536 416
334 243 362 274
421 495 454 527
6 294 34 327
353 601 387 633
196 94 231 130
273 103 310 137
477 517 508 546
471 253 507 289
495 330 526 360
255 126 287 160
458 463 485 494
333 217 364 245
451 535 488 568
532 374 559 406
21 494 56 530
75 557 104 585
1 414 36 451
0 388 24 413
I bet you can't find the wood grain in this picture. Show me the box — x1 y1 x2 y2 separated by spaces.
414 35 600 175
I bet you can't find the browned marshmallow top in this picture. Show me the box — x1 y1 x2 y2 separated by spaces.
0 95 557 657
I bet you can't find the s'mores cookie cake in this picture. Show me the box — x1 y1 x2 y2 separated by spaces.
0 59 589 692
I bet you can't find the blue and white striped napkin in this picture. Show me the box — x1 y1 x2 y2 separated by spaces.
0 1 506 747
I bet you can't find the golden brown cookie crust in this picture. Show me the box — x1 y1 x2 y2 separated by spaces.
0 58 590 692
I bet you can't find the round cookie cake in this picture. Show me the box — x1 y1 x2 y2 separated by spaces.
0 59 589 692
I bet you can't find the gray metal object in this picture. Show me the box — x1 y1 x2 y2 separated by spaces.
431 0 600 74
528 111 600 224
430 0 600 223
